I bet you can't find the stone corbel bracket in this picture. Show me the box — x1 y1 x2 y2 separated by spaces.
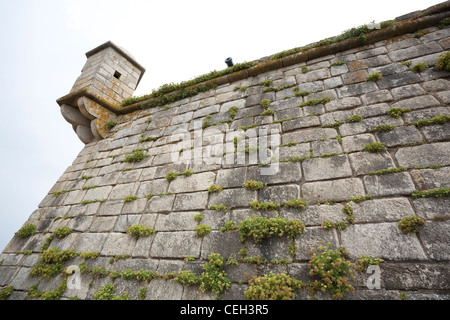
57 41 145 144
57 89 119 144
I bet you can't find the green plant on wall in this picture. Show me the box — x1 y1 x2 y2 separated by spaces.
245 272 303 300
307 244 355 299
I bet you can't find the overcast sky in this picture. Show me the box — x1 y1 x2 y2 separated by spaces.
0 0 443 251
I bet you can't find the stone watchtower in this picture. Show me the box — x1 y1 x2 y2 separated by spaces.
57 41 146 144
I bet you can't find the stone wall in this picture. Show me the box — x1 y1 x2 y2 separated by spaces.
1 7 450 301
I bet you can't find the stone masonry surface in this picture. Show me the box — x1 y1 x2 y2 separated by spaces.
1 6 450 301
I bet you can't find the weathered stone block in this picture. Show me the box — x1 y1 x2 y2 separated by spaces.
200 230 242 259
282 116 320 132
395 142 450 168
391 84 426 100
302 178 365 203
342 133 376 153
294 227 339 261
382 263 450 290
375 125 423 147
247 162 302 185
349 151 395 175
168 172 215 194
279 143 310 161
388 42 442 62
150 231 202 258
310 139 343 156
108 183 139 201
173 192 208 211
336 82 378 98
70 233 108 253
146 279 184 300
363 172 416 197
303 155 352 181
155 212 199 231
325 97 361 112
282 128 337 144
377 72 423 89
209 188 257 208
403 107 450 124
280 204 346 227
340 223 427 260
410 167 450 190
100 233 136 256
114 214 142 232
390 95 440 111
90 216 117 232
258 184 300 204
420 221 450 260
361 89 393 105
144 194 175 213
351 197 415 223
412 197 450 221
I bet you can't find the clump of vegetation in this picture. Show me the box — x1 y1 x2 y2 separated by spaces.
398 216 426 234
260 109 275 116
53 226 72 239
367 167 407 176
411 187 450 198
0 286 13 300
347 114 363 123
30 248 78 279
322 121 344 129
15 224 36 238
193 213 203 223
438 17 450 28
207 184 223 193
122 62 254 108
228 106 239 119
123 195 138 202
308 244 355 299
139 136 158 143
363 142 386 153
106 119 118 130
262 84 295 93
387 107 411 118
123 149 148 163
219 221 239 233
284 198 307 210
79 251 100 260
80 199 105 205
259 79 273 87
182 170 193 177
261 99 271 109
249 200 281 211
413 114 450 127
302 66 309 73
209 204 232 211
370 124 395 132
435 51 450 71
243 180 267 190
245 272 303 300
196 224 212 237
299 97 331 107
52 189 71 197
410 62 428 72
238 215 305 243
93 283 129 300
127 224 156 238
331 61 347 67
165 171 179 182
365 72 382 82
354 255 384 272
199 253 232 296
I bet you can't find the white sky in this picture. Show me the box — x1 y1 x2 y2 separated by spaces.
0 0 443 251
